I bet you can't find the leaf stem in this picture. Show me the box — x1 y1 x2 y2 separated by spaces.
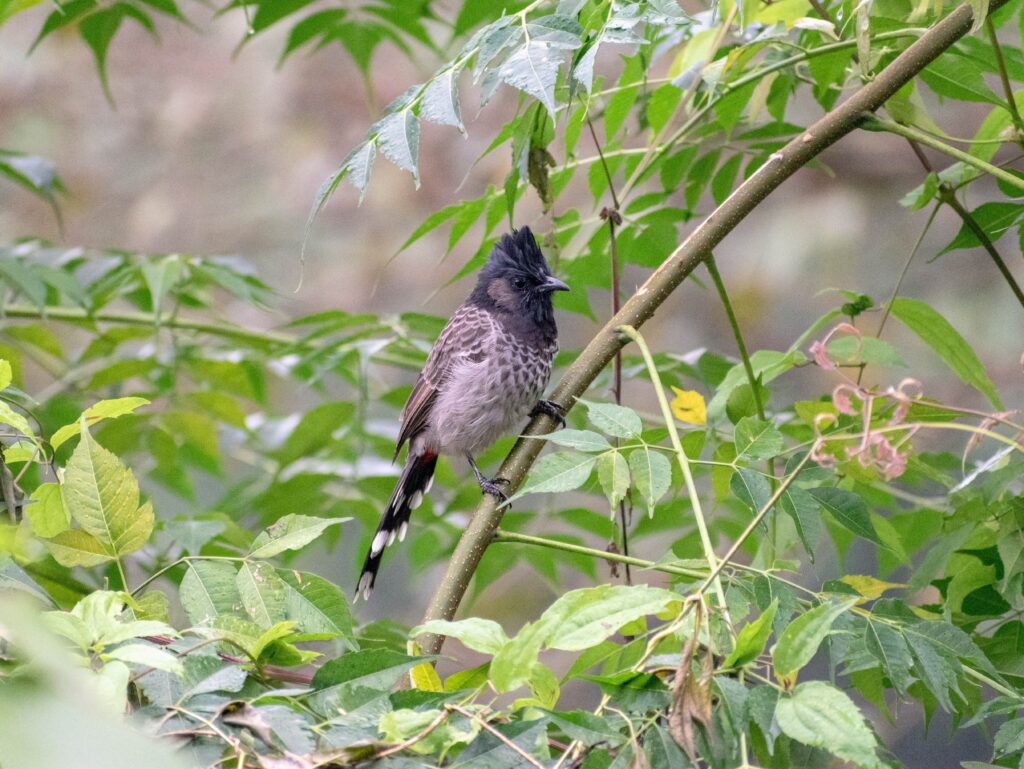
618 325 731 629
491 529 706 578
861 115 1024 192
130 555 247 596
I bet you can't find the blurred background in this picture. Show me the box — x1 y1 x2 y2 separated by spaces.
1 3 1021 764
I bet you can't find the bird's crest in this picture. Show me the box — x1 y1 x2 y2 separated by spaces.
486 226 551 277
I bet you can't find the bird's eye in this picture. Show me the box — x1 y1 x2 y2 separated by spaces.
512 277 527 289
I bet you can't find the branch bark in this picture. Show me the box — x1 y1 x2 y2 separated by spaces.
418 0 1005 656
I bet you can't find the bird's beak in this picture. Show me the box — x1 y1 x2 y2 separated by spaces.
540 275 570 293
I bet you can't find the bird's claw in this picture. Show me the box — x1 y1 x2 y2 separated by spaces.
479 476 510 501
531 399 566 428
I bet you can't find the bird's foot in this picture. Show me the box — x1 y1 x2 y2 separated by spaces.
530 399 566 428
478 476 510 501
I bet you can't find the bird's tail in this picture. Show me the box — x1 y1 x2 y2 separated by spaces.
356 451 437 599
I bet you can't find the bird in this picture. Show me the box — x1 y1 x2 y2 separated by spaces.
356 226 569 599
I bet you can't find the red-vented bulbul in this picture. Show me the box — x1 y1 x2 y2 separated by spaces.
357 227 568 598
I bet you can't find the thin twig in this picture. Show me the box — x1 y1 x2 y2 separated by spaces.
985 17 1024 135
904 138 1024 308
587 114 633 583
448 705 547 769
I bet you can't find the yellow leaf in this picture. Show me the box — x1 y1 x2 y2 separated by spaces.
670 387 707 426
839 575 904 599
407 640 442 692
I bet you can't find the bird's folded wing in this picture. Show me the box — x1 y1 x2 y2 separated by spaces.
394 305 498 456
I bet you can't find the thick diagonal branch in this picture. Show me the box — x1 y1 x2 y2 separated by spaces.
419 0 1004 655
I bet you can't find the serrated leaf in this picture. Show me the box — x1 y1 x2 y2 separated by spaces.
26 482 68 538
734 416 784 460
723 599 777 669
772 598 858 679
44 528 111 567
248 515 348 559
525 14 582 48
628 447 671 515
584 401 643 438
536 429 611 452
420 66 465 134
499 41 562 116
865 620 913 695
236 561 286 628
543 585 677 651
776 681 880 767
810 487 884 546
920 55 1001 104
104 643 184 676
375 110 420 186
515 451 595 497
279 570 356 647
62 428 153 556
413 618 509 655
778 484 821 559
596 451 629 510
889 297 1001 408
50 397 149 451
180 560 242 626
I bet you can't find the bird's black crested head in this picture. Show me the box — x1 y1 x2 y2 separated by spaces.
469 227 568 331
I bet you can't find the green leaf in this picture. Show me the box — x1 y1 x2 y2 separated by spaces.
180 561 242 626
583 401 643 438
62 427 153 556
730 467 771 514
919 55 1001 104
50 397 149 451
734 416 784 460
536 429 612 452
778 484 821 559
278 570 356 647
413 618 509 655
515 451 595 497
889 297 1001 408
864 620 913 695
546 709 626 748
235 561 286 628
772 598 858 678
44 528 111 567
104 643 183 676
248 515 349 559
309 649 424 713
776 681 880 767
809 487 883 546
940 201 1023 253
596 451 630 509
25 482 68 538
723 599 777 669
0 359 10 391
628 447 671 515
543 584 677 651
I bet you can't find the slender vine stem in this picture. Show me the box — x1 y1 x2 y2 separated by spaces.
619 325 731 630
418 0 1008 656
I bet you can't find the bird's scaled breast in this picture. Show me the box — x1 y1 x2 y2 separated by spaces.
429 334 555 455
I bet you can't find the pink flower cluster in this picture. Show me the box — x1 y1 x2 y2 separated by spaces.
808 324 919 481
